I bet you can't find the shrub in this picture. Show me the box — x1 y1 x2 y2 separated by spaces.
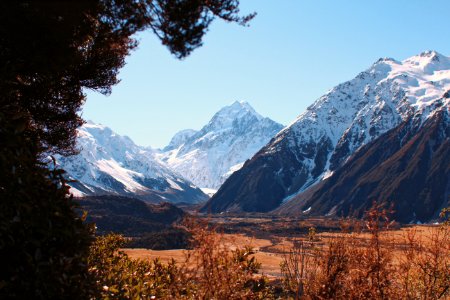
87 219 274 299
173 219 272 299
281 203 450 299
280 239 320 298
88 234 178 299
126 228 192 250
396 211 450 299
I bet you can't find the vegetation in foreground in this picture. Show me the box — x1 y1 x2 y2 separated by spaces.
280 205 450 299
87 205 450 299
1 3 448 299
89 220 272 299
1 2 252 298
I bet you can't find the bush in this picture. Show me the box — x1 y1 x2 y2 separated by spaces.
397 215 450 299
126 228 192 250
88 234 179 299
281 204 450 299
173 219 272 299
87 220 274 299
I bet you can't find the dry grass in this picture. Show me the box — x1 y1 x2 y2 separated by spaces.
279 206 450 299
124 233 284 277
94 219 275 299
119 207 449 299
124 224 446 280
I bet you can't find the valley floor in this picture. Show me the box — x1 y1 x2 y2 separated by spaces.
123 215 447 279
125 233 283 277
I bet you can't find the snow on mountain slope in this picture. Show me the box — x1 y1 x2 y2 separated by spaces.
159 101 284 189
56 121 207 204
163 129 198 151
276 107 449 223
203 50 450 213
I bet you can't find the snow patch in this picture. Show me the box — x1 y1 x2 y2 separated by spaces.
166 178 184 191
224 162 245 177
69 187 86 197
322 170 334 180
97 159 147 193
200 188 217 197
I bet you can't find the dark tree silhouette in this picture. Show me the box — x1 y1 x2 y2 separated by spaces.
0 111 94 298
0 0 254 155
0 1 253 298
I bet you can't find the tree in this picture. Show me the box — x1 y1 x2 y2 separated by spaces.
0 1 253 298
0 110 94 298
0 0 254 155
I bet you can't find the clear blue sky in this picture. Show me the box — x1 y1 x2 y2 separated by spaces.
83 0 450 148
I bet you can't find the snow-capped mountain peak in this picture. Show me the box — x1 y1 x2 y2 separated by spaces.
204 51 450 214
403 50 450 73
56 123 207 203
218 100 261 118
203 100 263 132
163 129 198 151
160 101 283 190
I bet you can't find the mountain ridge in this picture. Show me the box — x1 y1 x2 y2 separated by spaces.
56 122 207 204
276 107 449 223
57 101 283 203
159 100 284 190
203 51 450 215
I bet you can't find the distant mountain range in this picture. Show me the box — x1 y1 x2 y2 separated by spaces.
57 101 283 203
57 51 449 223
203 51 450 223
55 121 207 204
158 101 283 191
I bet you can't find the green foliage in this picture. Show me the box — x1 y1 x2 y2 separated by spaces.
0 112 93 299
87 225 275 299
0 1 253 298
88 234 179 299
0 1 254 155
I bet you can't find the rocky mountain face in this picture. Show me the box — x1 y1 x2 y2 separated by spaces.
55 122 207 204
276 108 449 223
203 51 450 216
159 101 284 190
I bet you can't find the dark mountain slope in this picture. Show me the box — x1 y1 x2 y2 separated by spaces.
200 140 303 213
78 195 186 236
276 109 450 223
201 51 450 214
